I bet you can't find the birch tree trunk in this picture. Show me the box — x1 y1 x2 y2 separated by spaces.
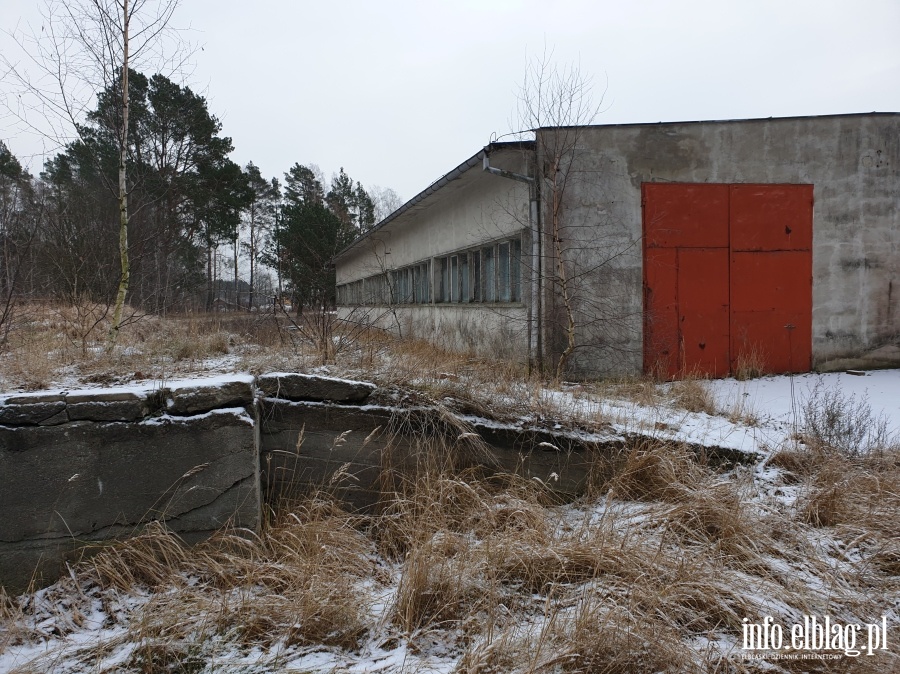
108 0 130 348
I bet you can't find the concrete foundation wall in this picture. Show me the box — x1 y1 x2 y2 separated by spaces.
0 369 753 593
0 376 261 593
1 370 605 593
258 399 623 511
339 303 528 361
0 372 387 593
551 114 900 377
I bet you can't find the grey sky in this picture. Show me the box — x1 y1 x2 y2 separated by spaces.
2 0 899 201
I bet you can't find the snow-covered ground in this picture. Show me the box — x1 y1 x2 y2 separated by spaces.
709 368 900 435
536 369 900 458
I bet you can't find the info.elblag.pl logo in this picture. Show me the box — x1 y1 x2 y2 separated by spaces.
742 615 890 659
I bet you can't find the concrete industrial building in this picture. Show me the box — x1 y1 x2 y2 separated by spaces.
334 113 899 379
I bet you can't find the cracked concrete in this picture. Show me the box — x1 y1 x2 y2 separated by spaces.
0 376 262 593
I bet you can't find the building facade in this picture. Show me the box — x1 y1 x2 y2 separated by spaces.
334 113 899 379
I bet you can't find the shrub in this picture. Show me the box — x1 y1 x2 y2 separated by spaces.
800 381 893 457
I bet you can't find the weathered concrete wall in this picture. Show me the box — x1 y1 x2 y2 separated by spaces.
338 303 528 361
258 394 755 512
0 370 755 593
548 113 900 377
259 397 621 509
0 376 260 593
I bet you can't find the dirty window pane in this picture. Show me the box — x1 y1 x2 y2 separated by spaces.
460 253 469 303
511 239 521 302
483 247 495 302
450 256 458 302
498 242 510 302
439 257 449 302
420 263 429 303
472 251 481 301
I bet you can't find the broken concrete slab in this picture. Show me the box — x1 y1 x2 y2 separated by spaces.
67 399 151 422
165 379 255 415
65 390 144 404
0 401 67 426
3 393 66 405
257 372 376 403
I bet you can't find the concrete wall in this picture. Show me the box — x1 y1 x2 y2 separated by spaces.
1 370 611 593
337 147 531 282
0 372 388 593
0 369 754 593
0 376 261 593
339 303 528 360
259 399 617 510
545 113 900 377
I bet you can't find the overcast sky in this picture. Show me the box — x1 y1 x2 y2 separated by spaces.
2 0 899 201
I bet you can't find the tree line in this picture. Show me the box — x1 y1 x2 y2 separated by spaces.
0 68 401 331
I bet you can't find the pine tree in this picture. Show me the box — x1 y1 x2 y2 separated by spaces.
41 70 252 313
242 163 280 309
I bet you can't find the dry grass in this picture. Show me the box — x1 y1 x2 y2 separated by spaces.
0 301 615 438
5 499 375 670
669 375 718 415
0 302 746 445
0 302 362 391
3 431 899 672
800 381 893 457
797 447 900 534
609 376 663 407
733 346 767 381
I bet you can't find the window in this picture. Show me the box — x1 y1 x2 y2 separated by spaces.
460 253 470 303
498 242 510 302
396 270 402 303
439 257 449 302
337 238 519 307
373 263 432 304
420 262 430 302
511 239 521 302
483 246 495 302
450 256 459 302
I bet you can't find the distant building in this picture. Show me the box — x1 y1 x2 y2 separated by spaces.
334 113 899 379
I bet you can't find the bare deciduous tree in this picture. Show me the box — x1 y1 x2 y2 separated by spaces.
369 185 404 223
514 50 636 379
2 0 190 346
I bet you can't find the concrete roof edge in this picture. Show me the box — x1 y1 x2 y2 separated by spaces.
333 140 535 262
544 111 900 133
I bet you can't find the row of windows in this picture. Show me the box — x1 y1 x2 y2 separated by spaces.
436 239 521 303
336 262 428 306
337 238 522 306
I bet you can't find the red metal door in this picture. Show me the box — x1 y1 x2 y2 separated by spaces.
678 248 731 377
729 185 813 373
643 184 729 379
643 183 813 379
643 247 680 379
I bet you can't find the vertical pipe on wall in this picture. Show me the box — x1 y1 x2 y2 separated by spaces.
530 193 542 373
482 146 541 372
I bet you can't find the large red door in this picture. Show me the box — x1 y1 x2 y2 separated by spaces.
643 183 812 379
729 185 813 374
